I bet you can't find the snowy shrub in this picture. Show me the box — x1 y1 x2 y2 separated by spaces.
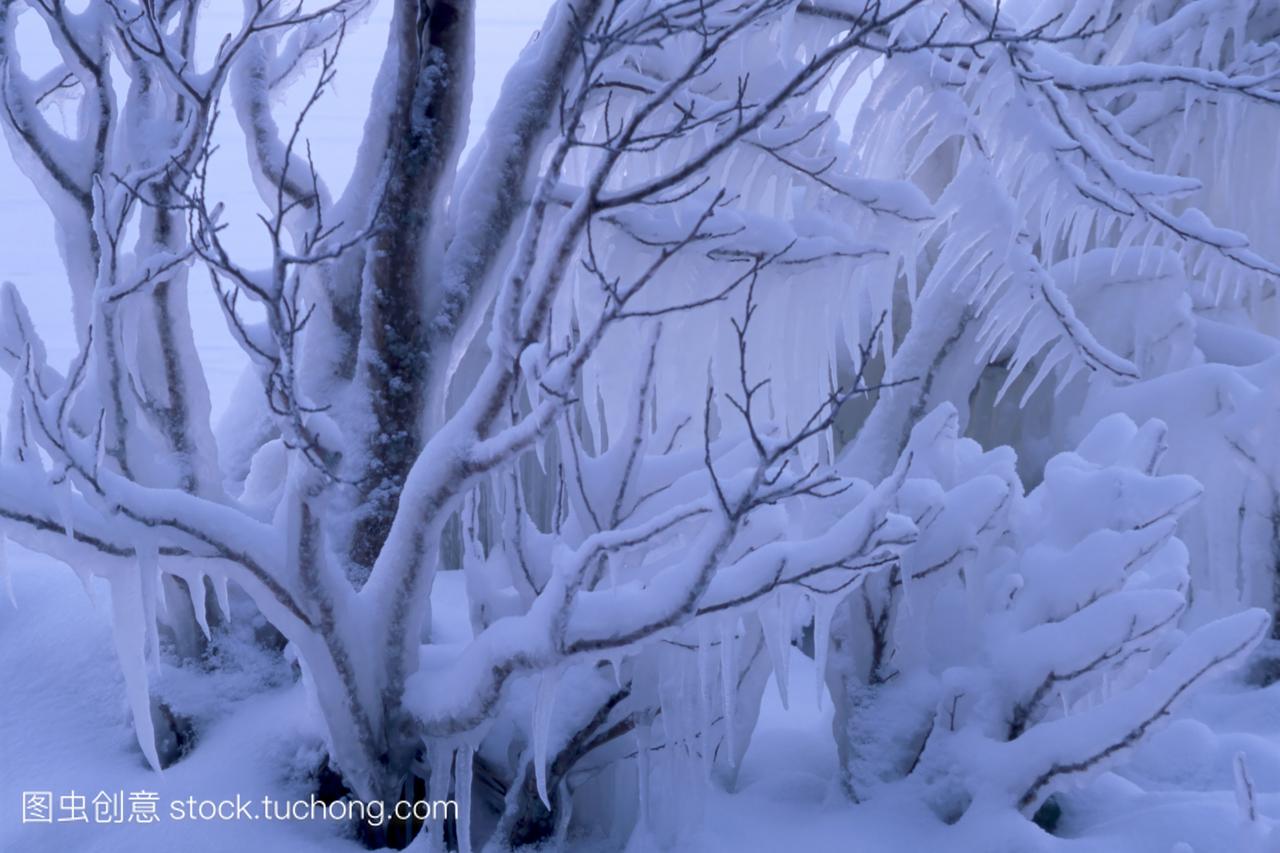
827 406 1268 819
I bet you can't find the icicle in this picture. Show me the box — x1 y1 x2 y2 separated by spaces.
658 649 704 838
456 744 474 853
696 622 715 778
1137 224 1162 279
155 570 171 621
635 723 651 831
533 433 547 472
532 667 560 809
657 649 677 750
425 742 452 853
719 616 738 764
811 594 838 711
213 575 231 621
759 594 793 710
69 565 97 606
135 537 161 671
109 572 161 771
187 574 212 641
608 652 624 688
696 622 714 703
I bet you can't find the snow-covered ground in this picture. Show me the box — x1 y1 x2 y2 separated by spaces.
5 545 1278 852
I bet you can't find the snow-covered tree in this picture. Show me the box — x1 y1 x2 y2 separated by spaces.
1 0 1278 849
